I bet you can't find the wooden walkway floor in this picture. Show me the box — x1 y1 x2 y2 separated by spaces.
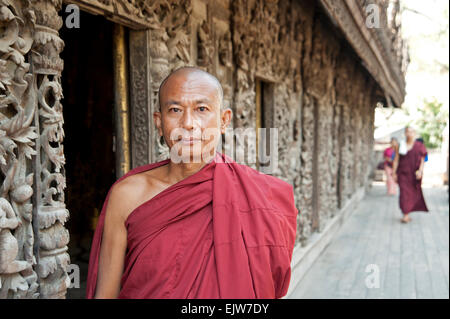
289 184 449 299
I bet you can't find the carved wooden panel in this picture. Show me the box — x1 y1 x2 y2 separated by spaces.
0 0 40 298
298 93 315 244
305 15 341 230
129 30 151 168
31 0 70 299
0 0 69 298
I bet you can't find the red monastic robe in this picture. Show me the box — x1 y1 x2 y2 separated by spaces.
397 141 429 215
86 151 298 299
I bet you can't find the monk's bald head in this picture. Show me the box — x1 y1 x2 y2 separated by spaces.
158 67 224 110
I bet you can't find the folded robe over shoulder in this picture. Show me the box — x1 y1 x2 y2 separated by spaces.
86 151 299 299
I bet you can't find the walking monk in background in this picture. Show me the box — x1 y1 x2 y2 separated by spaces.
86 67 299 299
393 126 429 223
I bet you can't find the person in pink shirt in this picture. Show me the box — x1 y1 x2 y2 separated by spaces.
383 137 398 195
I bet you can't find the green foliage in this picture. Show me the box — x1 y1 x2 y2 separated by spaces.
415 97 448 149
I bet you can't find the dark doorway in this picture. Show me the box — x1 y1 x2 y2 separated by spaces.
60 8 116 299
255 78 274 173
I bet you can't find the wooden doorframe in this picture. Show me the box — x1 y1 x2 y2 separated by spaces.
112 24 131 178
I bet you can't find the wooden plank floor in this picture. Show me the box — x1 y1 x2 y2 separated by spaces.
289 184 449 299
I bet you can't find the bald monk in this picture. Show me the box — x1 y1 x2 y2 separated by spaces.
86 67 299 299
393 126 428 223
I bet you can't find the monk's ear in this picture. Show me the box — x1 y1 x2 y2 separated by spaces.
220 108 232 134
153 111 163 136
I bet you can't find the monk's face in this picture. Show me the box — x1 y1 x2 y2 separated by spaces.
154 71 232 162
405 127 415 140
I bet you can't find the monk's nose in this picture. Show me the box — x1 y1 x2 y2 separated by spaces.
181 108 194 130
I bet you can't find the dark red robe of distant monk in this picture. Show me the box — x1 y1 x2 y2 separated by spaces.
85 151 298 299
397 140 429 215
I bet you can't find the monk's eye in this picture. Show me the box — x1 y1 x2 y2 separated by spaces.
198 106 208 112
169 107 181 113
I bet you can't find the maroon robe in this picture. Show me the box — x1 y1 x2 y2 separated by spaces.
86 151 298 298
397 141 429 215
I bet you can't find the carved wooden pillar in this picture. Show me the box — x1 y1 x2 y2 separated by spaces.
129 30 151 168
330 101 341 214
30 0 70 299
0 0 39 299
298 93 314 244
148 28 170 162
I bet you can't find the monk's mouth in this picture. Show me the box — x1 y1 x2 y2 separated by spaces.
178 138 202 145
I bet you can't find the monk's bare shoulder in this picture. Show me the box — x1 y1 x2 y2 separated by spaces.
109 166 167 223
